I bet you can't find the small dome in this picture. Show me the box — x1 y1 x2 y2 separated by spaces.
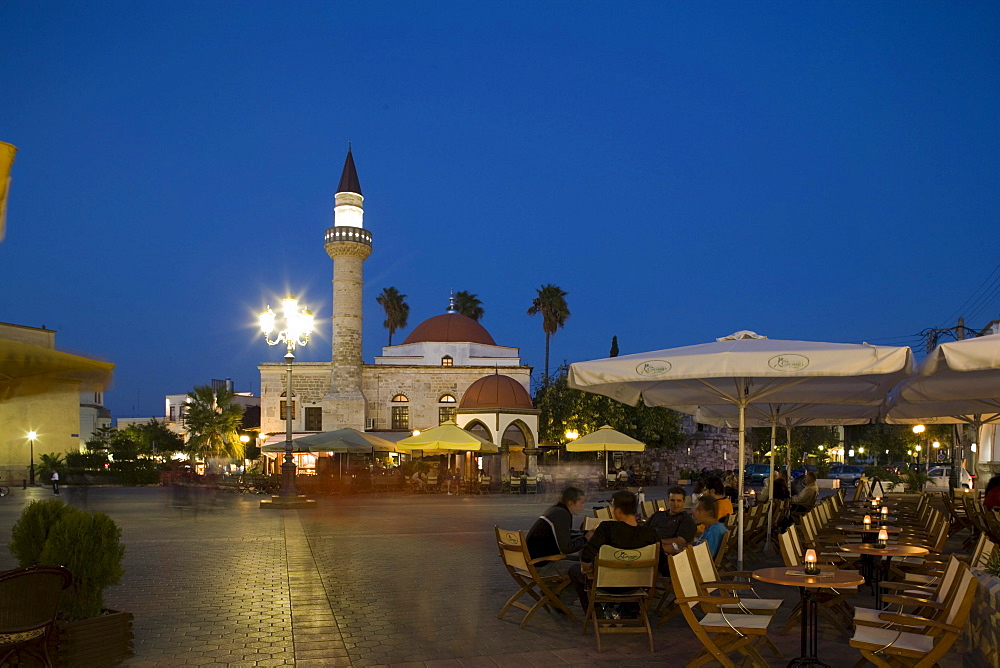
401 313 497 346
460 375 533 410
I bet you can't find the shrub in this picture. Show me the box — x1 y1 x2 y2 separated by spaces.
65 451 110 470
903 469 930 492
9 500 125 620
986 548 1000 578
109 459 162 485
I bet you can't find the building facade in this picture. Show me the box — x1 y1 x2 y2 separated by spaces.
258 151 538 473
0 322 113 479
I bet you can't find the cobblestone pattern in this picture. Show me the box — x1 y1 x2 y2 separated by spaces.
0 485 978 667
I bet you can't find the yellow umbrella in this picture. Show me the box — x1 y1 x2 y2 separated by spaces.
0 338 114 401
565 425 645 476
396 420 498 454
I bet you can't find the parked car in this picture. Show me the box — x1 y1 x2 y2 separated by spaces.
924 466 974 492
827 464 865 487
744 464 771 484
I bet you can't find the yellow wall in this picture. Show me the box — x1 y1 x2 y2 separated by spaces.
0 381 81 481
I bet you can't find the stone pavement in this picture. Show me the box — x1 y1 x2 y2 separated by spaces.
0 485 981 666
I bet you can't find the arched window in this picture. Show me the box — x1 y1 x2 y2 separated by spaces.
280 391 296 420
441 355 453 366
391 394 409 430
438 395 457 424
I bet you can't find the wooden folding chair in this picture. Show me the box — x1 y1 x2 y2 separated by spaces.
495 526 576 628
668 550 772 667
858 556 963 628
582 543 659 652
593 505 613 519
849 563 978 668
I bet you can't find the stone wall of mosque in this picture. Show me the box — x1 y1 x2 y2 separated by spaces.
361 365 532 432
259 362 533 436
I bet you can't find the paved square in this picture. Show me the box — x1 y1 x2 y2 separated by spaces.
0 486 980 666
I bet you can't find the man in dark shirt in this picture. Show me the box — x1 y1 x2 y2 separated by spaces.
645 486 697 572
569 490 659 610
526 487 590 575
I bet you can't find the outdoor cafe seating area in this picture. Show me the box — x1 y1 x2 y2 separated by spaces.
496 481 997 665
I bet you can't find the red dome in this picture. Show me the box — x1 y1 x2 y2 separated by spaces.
401 313 497 345
460 375 533 410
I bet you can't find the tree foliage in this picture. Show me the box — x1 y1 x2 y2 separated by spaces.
534 368 685 450
183 385 245 461
376 286 410 345
85 420 184 460
527 284 570 380
453 291 484 321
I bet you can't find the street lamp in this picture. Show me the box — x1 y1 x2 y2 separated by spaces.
26 430 37 485
260 296 314 499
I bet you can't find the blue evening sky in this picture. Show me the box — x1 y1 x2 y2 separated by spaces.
2 2 998 420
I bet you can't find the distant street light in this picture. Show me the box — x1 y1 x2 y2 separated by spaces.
260 296 313 499
26 430 37 486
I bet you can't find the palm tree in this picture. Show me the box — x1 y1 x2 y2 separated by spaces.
183 385 245 464
527 284 570 380
453 291 484 321
376 287 410 345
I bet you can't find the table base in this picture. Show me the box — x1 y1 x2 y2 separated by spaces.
789 586 826 667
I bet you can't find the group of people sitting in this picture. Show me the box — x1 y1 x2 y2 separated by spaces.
525 486 728 614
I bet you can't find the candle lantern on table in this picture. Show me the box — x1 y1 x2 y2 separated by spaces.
876 528 888 549
881 506 889 521
804 548 820 575
863 515 872 528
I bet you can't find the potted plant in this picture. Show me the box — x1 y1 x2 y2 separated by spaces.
9 499 133 665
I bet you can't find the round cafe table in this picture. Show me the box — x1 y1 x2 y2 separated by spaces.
753 566 864 667
839 543 928 609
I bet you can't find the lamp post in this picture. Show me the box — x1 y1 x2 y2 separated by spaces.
260 296 313 499
27 430 37 486
912 425 926 471
563 429 579 468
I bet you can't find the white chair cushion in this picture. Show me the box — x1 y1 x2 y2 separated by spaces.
851 626 935 653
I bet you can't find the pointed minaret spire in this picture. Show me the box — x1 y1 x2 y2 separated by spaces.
337 146 362 196
447 289 458 314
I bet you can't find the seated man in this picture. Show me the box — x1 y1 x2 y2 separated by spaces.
526 487 590 576
790 471 819 515
646 486 697 570
692 494 728 559
569 490 659 611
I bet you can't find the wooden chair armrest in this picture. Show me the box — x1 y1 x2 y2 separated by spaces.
877 612 961 632
529 554 566 565
881 581 934 593
702 580 752 591
717 570 755 579
675 595 744 605
881 594 946 609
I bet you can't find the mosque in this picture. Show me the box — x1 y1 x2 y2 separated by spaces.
258 151 539 477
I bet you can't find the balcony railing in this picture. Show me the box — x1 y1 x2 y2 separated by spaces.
324 226 372 247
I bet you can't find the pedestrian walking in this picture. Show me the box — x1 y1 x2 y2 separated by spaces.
51 470 60 494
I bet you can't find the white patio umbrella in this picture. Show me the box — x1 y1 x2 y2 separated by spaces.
568 331 913 568
887 333 1000 473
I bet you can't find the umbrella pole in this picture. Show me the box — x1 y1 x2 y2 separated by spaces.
767 420 777 551
785 425 793 479
738 402 746 571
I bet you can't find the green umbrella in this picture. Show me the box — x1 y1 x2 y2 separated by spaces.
260 428 396 454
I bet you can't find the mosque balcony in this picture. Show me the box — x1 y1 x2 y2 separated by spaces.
325 226 372 247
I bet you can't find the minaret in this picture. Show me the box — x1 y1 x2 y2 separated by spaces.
323 148 371 430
